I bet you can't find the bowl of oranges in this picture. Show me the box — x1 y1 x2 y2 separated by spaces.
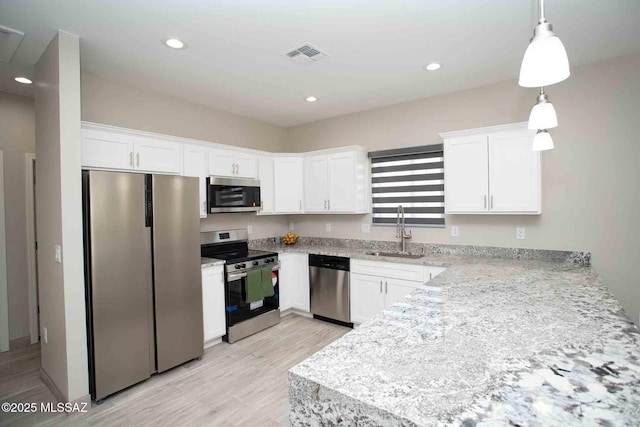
282 232 298 245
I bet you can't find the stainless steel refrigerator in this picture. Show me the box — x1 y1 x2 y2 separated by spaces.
82 170 203 401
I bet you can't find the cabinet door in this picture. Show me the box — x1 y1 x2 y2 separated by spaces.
292 253 310 312
278 254 294 311
444 135 489 213
278 253 309 312
274 157 304 213
328 151 356 212
350 273 385 324
208 148 235 177
258 156 275 214
384 277 421 309
133 137 182 174
234 152 258 178
202 266 225 342
81 128 134 170
304 155 328 212
489 132 540 213
183 145 208 218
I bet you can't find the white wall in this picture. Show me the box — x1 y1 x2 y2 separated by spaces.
35 31 88 402
286 54 640 325
0 92 35 341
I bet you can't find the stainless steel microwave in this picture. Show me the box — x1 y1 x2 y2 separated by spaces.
206 177 261 213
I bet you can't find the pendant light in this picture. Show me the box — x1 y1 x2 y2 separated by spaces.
519 0 570 88
528 87 557 130
532 130 554 151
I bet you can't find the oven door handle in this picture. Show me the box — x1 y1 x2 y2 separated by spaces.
227 264 280 281
227 272 247 281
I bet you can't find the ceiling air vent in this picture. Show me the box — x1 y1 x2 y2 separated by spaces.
0 25 25 63
284 43 329 64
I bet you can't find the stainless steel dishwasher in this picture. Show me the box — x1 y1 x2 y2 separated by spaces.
309 254 352 327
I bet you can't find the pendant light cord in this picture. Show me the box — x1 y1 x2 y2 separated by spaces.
539 0 546 23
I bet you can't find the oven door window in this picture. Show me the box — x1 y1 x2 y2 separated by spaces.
225 270 279 327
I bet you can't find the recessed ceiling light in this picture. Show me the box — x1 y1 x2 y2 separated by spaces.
164 38 186 49
14 76 32 84
425 63 441 71
305 96 318 102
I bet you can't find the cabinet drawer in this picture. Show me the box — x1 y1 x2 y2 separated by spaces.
351 259 426 282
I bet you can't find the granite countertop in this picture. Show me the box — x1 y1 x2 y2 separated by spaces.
200 257 225 268
288 255 640 426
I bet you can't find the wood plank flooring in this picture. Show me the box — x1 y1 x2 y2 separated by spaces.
0 314 349 427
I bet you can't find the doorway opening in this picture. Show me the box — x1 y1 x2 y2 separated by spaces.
26 153 39 344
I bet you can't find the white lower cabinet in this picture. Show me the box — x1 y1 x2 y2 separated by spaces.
350 260 445 324
202 265 226 344
278 252 309 312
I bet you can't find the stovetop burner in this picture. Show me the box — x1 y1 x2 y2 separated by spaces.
200 229 278 274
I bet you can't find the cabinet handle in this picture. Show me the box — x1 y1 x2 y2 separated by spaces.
385 280 388 294
136 152 140 167
328 200 330 210
235 163 239 174
299 200 302 211
491 195 494 209
129 152 133 167
483 195 487 209
380 280 382 293
429 272 432 280
324 200 327 210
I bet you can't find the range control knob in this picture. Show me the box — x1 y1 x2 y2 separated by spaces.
253 261 259 266
240 263 246 268
234 265 241 270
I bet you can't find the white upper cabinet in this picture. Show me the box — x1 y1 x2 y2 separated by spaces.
133 136 182 174
303 148 369 214
258 155 275 214
81 125 181 174
274 156 304 213
304 155 329 212
442 123 540 214
81 127 135 170
208 148 257 179
183 144 209 218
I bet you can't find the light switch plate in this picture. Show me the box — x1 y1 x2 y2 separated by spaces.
54 245 62 263
247 225 253 235
451 226 459 237
516 227 526 240
326 223 332 232
361 223 371 233
289 222 295 231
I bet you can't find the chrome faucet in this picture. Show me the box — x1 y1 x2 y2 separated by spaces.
396 205 412 253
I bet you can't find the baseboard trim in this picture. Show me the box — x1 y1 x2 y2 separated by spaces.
204 337 222 349
281 308 312 318
10 336 32 350
40 368 66 403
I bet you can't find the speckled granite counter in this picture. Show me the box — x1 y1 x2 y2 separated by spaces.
284 252 640 426
200 257 225 268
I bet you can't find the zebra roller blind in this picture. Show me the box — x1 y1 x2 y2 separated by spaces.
369 144 445 226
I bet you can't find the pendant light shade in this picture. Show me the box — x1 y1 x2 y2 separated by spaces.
532 130 554 151
528 88 558 129
519 0 570 88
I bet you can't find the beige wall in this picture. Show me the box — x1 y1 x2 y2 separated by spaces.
287 54 640 325
0 92 35 341
80 71 291 235
81 71 289 152
35 31 88 402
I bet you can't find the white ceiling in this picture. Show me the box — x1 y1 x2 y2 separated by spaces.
1 0 640 127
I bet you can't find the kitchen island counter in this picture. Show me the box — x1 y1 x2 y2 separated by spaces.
289 256 640 426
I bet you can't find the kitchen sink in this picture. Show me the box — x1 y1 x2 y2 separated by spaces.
365 251 424 259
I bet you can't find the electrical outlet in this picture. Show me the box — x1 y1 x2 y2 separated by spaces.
451 226 459 237
54 245 62 263
326 223 332 232
43 327 48 344
289 222 295 231
361 223 371 233
247 225 253 235
516 227 526 240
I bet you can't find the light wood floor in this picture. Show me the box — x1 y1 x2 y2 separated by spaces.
0 314 349 427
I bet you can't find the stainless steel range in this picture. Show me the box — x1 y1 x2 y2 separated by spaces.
200 229 280 343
